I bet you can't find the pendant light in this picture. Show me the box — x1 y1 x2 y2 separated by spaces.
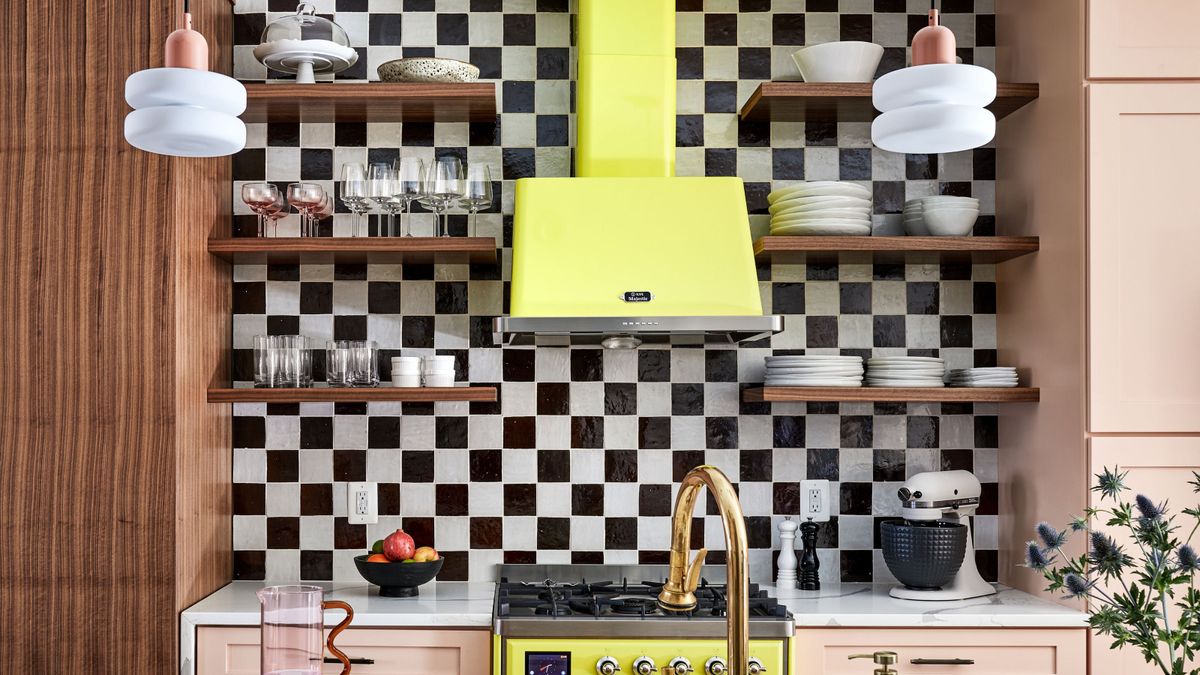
871 0 997 155
124 1 247 157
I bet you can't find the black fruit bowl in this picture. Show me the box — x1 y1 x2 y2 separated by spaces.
880 520 967 590
353 555 444 597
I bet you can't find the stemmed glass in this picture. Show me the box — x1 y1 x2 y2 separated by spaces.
242 183 280 237
459 164 493 237
368 162 400 237
314 190 334 227
422 157 464 237
287 183 325 237
262 193 287 237
339 163 370 237
393 157 425 238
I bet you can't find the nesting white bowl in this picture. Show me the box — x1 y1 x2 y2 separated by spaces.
922 208 979 236
792 41 884 83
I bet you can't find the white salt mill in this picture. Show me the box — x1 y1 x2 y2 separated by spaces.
776 517 798 590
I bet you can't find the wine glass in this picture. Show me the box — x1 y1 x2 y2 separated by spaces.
314 190 334 226
287 183 325 237
393 156 425 238
368 162 400 237
262 193 287 237
423 156 464 237
339 163 370 237
242 183 280 237
459 164 493 237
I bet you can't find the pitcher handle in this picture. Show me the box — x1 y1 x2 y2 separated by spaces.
323 599 355 674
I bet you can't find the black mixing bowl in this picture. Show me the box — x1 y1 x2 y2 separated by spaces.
354 555 444 597
880 520 967 590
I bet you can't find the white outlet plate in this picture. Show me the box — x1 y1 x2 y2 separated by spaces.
800 479 830 522
347 481 377 525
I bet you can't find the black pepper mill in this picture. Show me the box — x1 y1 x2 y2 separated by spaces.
799 518 820 590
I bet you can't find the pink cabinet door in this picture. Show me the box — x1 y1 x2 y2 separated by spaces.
1088 83 1200 432
793 628 1086 674
196 627 491 675
1089 438 1200 675
1089 0 1200 78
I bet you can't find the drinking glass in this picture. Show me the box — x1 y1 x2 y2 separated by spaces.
368 162 400 237
242 183 280 237
393 157 425 238
339 163 370 237
326 340 378 387
262 194 287 238
459 164 493 237
254 335 312 387
287 183 324 237
314 190 334 225
423 157 464 237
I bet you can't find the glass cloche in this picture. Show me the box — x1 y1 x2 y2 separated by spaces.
253 3 358 84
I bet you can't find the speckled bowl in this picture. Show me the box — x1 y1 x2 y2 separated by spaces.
377 57 480 83
354 555 443 597
880 519 967 589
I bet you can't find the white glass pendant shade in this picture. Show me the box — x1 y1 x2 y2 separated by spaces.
872 103 995 155
873 64 996 112
125 106 247 158
125 67 247 116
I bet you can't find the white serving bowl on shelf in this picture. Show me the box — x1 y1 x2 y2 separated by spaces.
922 208 979 236
791 41 884 83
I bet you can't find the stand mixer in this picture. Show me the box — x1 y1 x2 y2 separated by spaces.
888 469 996 601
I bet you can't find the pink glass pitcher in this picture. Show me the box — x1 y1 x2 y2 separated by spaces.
257 585 355 675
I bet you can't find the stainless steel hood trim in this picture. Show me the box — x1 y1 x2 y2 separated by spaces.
493 315 784 346
494 616 796 639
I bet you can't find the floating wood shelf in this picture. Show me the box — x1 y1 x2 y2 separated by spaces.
207 237 497 264
207 385 498 404
740 82 1039 123
744 387 1040 403
240 82 497 123
754 236 1040 265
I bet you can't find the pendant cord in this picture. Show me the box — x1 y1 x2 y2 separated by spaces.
184 0 190 14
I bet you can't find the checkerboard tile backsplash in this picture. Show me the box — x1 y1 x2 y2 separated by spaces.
230 0 1001 584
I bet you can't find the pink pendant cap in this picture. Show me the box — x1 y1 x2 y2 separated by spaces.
911 9 956 66
164 13 210 71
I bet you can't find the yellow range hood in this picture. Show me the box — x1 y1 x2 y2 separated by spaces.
493 0 783 348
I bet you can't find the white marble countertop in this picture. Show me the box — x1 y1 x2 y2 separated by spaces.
766 582 1089 628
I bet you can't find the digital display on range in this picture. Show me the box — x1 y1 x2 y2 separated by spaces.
526 652 570 675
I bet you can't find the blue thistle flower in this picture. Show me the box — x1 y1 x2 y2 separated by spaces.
1178 545 1198 573
1089 531 1128 576
1135 494 1165 522
1092 466 1128 501
1069 515 1088 532
1025 541 1050 570
1036 522 1067 549
1063 573 1094 599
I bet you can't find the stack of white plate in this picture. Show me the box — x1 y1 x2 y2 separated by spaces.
765 355 864 387
866 356 945 387
767 182 872 236
948 367 1018 388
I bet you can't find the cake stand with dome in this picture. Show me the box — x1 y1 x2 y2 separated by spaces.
253 3 357 84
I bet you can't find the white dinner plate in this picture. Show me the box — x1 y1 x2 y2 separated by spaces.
765 378 864 387
768 182 871 203
865 380 946 388
769 206 873 220
771 223 872 237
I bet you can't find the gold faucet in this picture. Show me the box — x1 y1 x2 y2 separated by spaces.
657 465 749 675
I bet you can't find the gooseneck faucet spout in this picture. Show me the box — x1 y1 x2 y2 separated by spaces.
657 465 749 675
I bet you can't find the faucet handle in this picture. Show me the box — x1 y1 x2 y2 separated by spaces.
685 548 707 593
848 652 898 675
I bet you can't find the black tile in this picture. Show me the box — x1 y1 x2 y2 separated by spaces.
639 417 672 449
233 483 265 515
266 315 299 336
605 449 638 482
300 282 333 314
840 482 872 515
402 122 435 146
232 148 265 181
706 417 738 449
807 447 839 481
572 484 605 516
233 551 266 580
571 416 604 448
841 550 873 583
906 154 938 180
333 315 367 341
296 483 332 517
267 123 300 147
873 181 904 214
772 283 804 315
772 14 805 45
536 114 569 146
873 315 906 348
773 482 800 513
471 0 502 8
571 350 603 381
369 13 402 44
300 148 333 180
436 417 468 449
805 120 836 146
233 282 265 315
940 315 974 348
470 517 503 549
676 115 704 148
738 47 772 80
437 14 469 44
604 383 637 415
378 484 400 515
974 282 997 314
740 449 772 482
435 281 468 314
503 14 536 45
471 47 502 80
840 14 873 41
704 14 737 45
537 47 570 79
908 416 940 448
672 383 704 416
502 81 535 114
538 449 570 482
705 81 738 114
469 449 502 482
677 47 704 80
772 149 805 181
504 416 536 448
705 148 737 177
300 417 333 449
267 517 300 548
403 450 434 482
505 484 537 516
773 416 805 448
706 350 738 382
639 350 671 382
907 282 940 314
402 316 435 348
606 517 638 549
672 450 706 481
537 382 570 415
839 148 872 181
502 147 536 179
537 517 570 549
233 416 265 448
367 417 400 448
940 448 974 472
300 550 333 580
806 316 838 348
436 484 468 516
503 349 535 382
333 450 366 482
367 281 401 314
738 120 771 148
975 416 998 448
839 283 872 315
840 415 874 448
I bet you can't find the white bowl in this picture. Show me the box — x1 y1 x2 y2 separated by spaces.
391 357 421 375
923 207 979 236
125 67 248 116
904 217 931 236
872 103 996 154
921 196 979 207
792 41 884 83
873 64 997 112
423 372 455 387
392 374 422 388
124 106 246 157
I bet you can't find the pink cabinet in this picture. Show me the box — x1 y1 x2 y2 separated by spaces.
1088 83 1200 433
1088 0 1200 78
793 628 1086 674
196 627 491 675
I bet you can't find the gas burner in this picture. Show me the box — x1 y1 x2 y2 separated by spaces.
534 604 573 617
609 597 662 616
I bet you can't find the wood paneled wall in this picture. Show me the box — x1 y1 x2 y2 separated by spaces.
0 0 232 671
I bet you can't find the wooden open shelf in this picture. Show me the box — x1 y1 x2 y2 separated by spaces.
208 237 497 265
744 387 1040 403
754 236 1040 265
740 82 1039 123
207 385 498 404
240 82 497 123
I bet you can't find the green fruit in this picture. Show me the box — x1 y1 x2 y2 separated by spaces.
402 559 417 563
371 539 385 554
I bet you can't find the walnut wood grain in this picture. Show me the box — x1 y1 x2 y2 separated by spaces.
208 386 499 403
241 82 498 123
744 387 1041 403
740 82 1040 123
754 236 1040 264
208 237 498 264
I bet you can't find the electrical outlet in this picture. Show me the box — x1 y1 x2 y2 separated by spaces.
347 482 377 525
800 479 830 523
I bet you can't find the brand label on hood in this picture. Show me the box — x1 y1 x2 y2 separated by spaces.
621 291 654 303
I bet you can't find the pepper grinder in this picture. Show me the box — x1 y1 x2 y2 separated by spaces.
776 517 798 590
799 518 820 590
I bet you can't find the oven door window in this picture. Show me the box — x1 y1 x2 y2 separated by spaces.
527 652 570 675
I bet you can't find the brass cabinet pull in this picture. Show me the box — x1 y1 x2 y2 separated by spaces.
324 656 376 665
910 658 975 666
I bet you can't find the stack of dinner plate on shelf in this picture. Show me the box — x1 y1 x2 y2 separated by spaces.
764 355 864 387
865 356 946 387
767 181 872 236
947 367 1018 388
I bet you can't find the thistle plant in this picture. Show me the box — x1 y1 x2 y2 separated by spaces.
1024 467 1200 675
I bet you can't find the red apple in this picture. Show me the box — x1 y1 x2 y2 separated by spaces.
412 546 439 562
382 529 415 561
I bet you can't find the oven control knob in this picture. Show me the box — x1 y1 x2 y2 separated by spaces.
633 657 657 675
704 657 727 675
747 658 766 675
596 657 622 675
668 657 694 675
